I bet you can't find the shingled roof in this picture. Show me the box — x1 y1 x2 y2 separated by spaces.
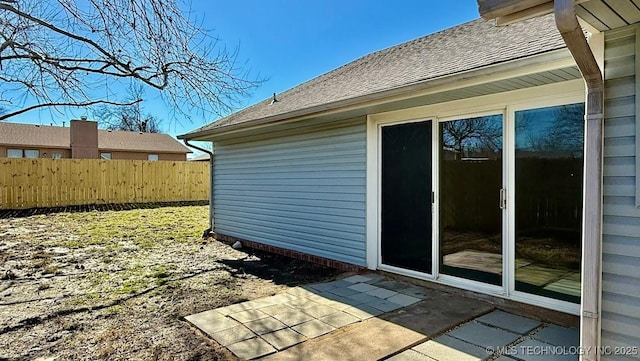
0 122 190 154
184 14 565 137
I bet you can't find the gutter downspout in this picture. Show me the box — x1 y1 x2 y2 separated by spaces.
554 1 603 360
184 140 215 232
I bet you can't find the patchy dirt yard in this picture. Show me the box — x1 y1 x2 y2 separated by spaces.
0 205 340 360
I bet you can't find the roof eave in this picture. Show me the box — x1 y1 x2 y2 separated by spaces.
179 47 572 141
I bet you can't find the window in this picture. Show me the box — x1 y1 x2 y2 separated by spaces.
51 153 62 159
148 154 159 161
24 150 39 158
100 153 112 159
7 149 22 158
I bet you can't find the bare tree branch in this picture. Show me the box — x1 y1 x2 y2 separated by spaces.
0 0 261 123
0 98 141 121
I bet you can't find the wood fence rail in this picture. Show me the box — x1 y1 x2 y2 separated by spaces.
0 159 210 209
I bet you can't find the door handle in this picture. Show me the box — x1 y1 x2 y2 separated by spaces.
499 188 506 209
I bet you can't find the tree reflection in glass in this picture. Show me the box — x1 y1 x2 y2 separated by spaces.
514 103 584 303
439 114 503 285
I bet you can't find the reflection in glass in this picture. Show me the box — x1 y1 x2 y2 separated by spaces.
439 115 503 285
381 121 432 274
515 103 584 303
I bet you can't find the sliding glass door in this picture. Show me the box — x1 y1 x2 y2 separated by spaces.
513 103 584 304
381 121 432 274
439 114 504 286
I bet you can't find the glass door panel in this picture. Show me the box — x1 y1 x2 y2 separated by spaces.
381 121 432 274
514 103 584 304
439 114 503 285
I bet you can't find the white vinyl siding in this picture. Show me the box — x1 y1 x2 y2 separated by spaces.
602 25 640 360
212 117 367 266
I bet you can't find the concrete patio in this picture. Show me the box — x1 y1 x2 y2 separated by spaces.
186 274 579 360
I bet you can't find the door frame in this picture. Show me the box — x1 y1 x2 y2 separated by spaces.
435 109 508 297
376 117 437 280
365 80 586 315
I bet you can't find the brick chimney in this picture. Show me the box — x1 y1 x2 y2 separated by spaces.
70 118 99 159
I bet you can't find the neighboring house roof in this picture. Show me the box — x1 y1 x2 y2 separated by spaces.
0 122 190 154
0 123 69 149
184 14 565 138
97 130 190 153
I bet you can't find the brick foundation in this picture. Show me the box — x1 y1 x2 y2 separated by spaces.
214 233 364 273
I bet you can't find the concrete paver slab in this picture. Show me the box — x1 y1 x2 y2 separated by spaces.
285 286 316 298
261 328 307 351
366 287 398 299
494 356 518 361
361 273 386 283
299 304 340 318
533 325 579 347
367 299 403 312
318 299 352 310
263 317 426 361
285 297 319 309
185 310 241 335
388 349 435 361
343 275 374 283
413 335 489 361
325 287 361 297
475 310 541 334
388 293 422 307
291 319 335 338
227 337 277 360
210 325 256 346
447 321 520 349
511 339 578 361
258 304 295 317
243 317 288 335
271 310 315 327
228 309 269 323
319 311 361 328
215 303 254 316
342 304 384 320
345 292 381 305
347 282 379 292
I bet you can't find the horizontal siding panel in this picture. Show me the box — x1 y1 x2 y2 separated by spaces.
603 176 635 197
216 140 365 163
603 196 640 218
213 121 367 266
216 203 364 227
604 156 635 177
216 224 365 261
215 214 364 243
603 215 640 237
214 198 363 218
605 56 635 79
218 160 365 175
604 38 635 59
216 208 364 235
215 188 364 202
604 136 635 157
602 273 640 298
214 194 364 211
601 312 640 344
602 293 640 319
604 116 635 138
604 77 635 100
602 233 640 257
602 253 640 278
604 96 635 119
217 127 365 153
600 331 640 361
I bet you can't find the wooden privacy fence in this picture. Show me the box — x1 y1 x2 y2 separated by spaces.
0 158 210 209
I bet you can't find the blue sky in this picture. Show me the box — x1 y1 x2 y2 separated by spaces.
6 1 480 140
